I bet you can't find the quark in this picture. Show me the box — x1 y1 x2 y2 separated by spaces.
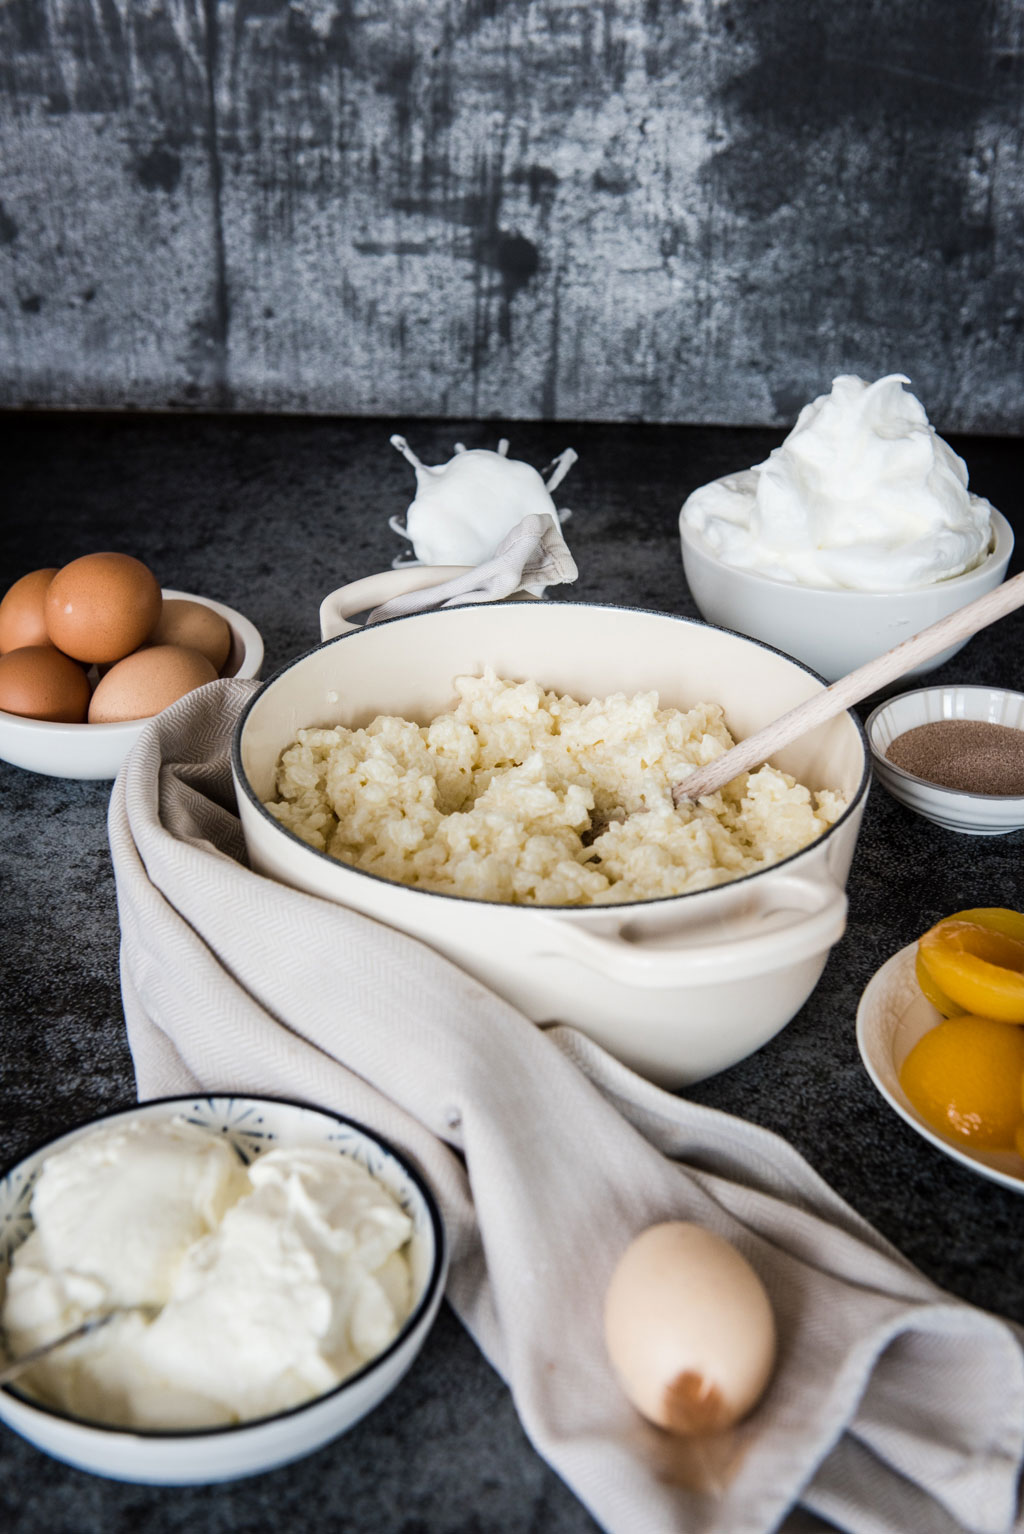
2 1117 415 1428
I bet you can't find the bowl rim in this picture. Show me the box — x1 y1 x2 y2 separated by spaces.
0 1092 447 1441
230 597 872 913
865 685 1024 806
0 589 263 739
678 504 1014 598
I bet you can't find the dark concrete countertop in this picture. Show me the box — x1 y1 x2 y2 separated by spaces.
1 412 1022 1534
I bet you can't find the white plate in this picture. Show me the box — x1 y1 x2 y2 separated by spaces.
856 943 1024 1194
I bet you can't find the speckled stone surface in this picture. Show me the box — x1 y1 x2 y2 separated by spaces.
1 413 1022 1533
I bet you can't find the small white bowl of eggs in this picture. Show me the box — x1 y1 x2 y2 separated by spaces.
0 554 263 780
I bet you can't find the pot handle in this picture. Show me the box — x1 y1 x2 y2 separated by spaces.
320 566 474 639
533 872 848 988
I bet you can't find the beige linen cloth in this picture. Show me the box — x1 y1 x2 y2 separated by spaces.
108 679 1024 1534
369 512 578 621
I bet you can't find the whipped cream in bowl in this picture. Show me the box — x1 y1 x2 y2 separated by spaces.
679 376 1013 682
0 1095 447 1484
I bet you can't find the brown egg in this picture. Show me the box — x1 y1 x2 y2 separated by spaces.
0 645 91 723
0 568 59 654
88 644 218 723
149 598 233 673
46 553 163 665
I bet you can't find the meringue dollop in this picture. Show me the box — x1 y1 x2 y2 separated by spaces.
680 375 995 592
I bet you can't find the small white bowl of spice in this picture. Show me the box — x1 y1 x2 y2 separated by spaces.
867 685 1024 836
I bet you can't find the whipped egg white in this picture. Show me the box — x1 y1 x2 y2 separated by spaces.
388 434 577 590
680 375 995 591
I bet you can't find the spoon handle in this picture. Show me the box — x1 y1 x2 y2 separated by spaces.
0 1306 159 1387
675 569 1024 803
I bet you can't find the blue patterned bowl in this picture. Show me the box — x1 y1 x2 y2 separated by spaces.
0 1094 446 1484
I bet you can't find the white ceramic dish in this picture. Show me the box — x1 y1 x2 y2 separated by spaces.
679 507 1014 683
0 1094 447 1484
233 585 870 1088
856 944 1024 1194
866 685 1024 836
319 563 539 638
0 590 264 781
321 564 474 637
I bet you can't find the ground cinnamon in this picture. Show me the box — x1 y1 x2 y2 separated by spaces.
885 719 1024 796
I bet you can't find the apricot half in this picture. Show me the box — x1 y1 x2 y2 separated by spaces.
917 910 1024 1024
914 949 964 1018
900 1015 1024 1150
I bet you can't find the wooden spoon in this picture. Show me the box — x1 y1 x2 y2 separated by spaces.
674 570 1024 803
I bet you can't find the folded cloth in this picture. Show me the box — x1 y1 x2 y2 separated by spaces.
108 678 1024 1534
368 512 577 622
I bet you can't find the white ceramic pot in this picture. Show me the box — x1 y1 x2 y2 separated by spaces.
679 507 1015 684
234 576 870 1087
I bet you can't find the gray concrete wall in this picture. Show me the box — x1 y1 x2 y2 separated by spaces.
1 0 1023 431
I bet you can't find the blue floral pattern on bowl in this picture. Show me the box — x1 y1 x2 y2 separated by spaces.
0 1164 38 1276
0 1095 439 1286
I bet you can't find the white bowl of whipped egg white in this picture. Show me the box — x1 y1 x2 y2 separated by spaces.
679 374 1014 683
0 1095 447 1484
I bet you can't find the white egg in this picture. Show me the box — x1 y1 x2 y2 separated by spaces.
603 1221 777 1436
